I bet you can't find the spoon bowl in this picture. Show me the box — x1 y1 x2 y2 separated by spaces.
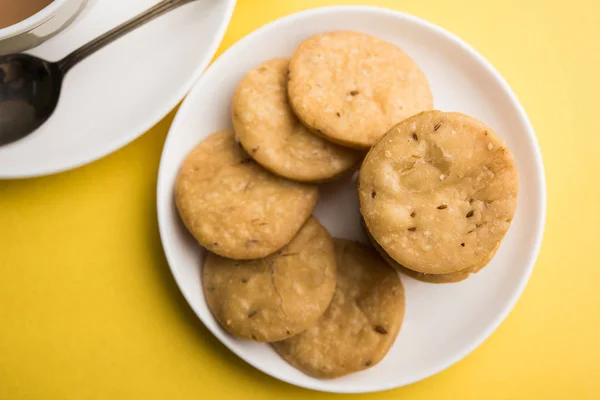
0 54 62 145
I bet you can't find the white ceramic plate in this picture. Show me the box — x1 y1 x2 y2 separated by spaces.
157 6 546 393
0 0 236 179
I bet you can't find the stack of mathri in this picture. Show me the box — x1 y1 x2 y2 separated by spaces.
174 31 518 379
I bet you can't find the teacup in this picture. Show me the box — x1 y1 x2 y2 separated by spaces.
0 0 88 55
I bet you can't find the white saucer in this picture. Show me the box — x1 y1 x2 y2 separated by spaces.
0 0 236 179
157 6 546 393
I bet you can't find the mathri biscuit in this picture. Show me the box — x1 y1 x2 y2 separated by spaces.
203 217 337 342
288 31 433 149
232 58 361 182
175 129 318 260
359 111 518 274
272 239 405 378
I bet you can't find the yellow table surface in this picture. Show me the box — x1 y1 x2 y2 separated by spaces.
1 0 599 398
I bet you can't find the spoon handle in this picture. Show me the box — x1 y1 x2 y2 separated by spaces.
58 0 196 73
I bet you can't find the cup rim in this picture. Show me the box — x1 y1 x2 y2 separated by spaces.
0 0 70 40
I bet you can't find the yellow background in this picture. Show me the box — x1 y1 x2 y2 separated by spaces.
1 0 599 398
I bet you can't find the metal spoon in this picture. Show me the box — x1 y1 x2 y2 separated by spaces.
0 0 195 146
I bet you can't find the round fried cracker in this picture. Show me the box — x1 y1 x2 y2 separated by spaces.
203 217 337 342
288 31 433 149
272 239 405 378
232 58 362 182
175 129 318 259
359 111 518 274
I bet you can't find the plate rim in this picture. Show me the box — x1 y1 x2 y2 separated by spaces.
157 5 547 393
0 0 237 179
